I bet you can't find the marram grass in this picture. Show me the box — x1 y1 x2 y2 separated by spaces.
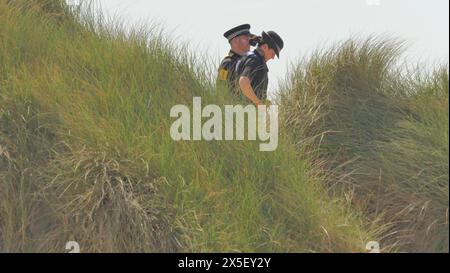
0 0 370 252
278 37 448 252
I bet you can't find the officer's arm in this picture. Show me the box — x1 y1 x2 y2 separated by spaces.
239 76 263 105
217 58 231 82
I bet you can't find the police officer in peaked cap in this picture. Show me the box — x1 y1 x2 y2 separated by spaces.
217 24 257 93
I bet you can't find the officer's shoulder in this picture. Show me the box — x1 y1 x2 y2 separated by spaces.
242 51 260 64
246 51 261 60
219 56 232 66
222 50 241 60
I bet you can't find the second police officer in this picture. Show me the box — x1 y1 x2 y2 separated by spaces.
235 31 284 105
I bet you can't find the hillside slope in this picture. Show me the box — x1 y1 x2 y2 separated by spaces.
0 0 369 252
278 38 449 252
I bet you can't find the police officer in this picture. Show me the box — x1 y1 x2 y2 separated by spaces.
235 31 284 105
217 24 255 92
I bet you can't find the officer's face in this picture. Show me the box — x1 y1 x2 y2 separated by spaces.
262 45 276 61
236 35 250 52
267 49 276 60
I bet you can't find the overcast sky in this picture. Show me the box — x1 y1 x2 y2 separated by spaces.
90 0 449 97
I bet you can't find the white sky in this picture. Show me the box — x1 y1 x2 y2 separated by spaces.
88 0 449 97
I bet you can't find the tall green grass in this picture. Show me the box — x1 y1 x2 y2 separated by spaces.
278 38 449 252
0 0 369 252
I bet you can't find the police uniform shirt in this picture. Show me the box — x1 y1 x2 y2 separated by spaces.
217 50 242 92
237 49 269 100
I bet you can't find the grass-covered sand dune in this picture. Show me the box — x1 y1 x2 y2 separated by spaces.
278 38 448 252
0 0 448 252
